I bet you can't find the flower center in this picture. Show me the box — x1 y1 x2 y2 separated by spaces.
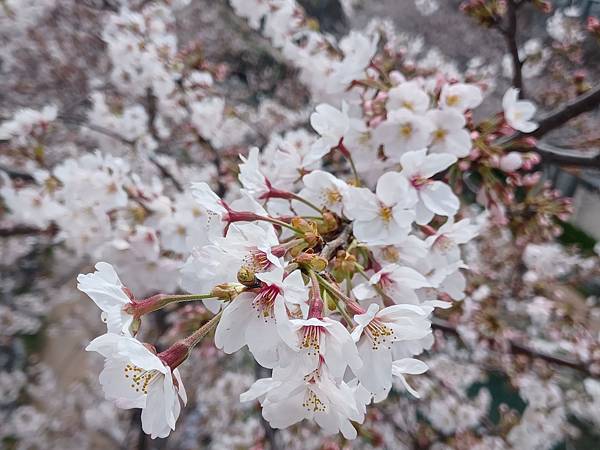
301 325 321 356
365 318 395 350
401 101 414 111
411 175 430 189
433 235 453 253
323 187 342 206
433 128 448 143
123 364 160 394
446 94 460 107
399 122 413 138
302 388 327 413
251 284 281 320
242 248 274 273
379 205 393 223
381 245 400 263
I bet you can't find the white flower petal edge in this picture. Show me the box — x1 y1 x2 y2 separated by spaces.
77 262 133 335
392 358 428 398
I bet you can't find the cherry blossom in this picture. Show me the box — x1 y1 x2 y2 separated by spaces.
86 333 187 439
343 172 417 245
502 88 538 133
400 149 459 224
77 262 135 335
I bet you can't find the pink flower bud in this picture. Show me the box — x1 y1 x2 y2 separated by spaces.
375 91 388 102
389 70 405 85
500 152 523 172
369 115 384 128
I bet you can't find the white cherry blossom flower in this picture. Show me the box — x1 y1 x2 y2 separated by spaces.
426 109 472 157
343 172 418 245
387 81 430 114
502 88 538 132
371 235 429 267
278 316 362 380
425 217 479 266
181 222 281 313
241 366 363 439
77 262 135 335
310 103 350 157
238 147 271 199
440 83 483 112
214 267 308 368
351 303 431 401
86 333 187 439
400 149 459 224
373 109 434 158
298 170 349 214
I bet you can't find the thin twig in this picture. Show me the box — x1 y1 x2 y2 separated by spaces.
501 0 525 95
0 164 36 183
320 224 352 260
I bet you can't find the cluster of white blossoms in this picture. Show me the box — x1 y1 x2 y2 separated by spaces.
76 50 484 436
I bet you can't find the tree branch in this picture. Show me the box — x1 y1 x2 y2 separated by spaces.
0 164 36 183
532 143 600 169
502 0 525 95
148 154 184 192
0 225 56 238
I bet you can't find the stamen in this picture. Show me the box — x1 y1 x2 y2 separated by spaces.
242 248 273 273
433 128 448 143
399 122 413 138
365 318 395 350
302 389 327 413
123 364 160 394
321 188 342 207
379 205 393 223
301 325 321 356
251 284 281 321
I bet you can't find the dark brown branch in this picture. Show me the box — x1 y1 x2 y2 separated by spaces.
0 225 56 238
0 165 36 183
501 0 524 95
148 154 184 192
144 88 184 193
432 318 594 376
529 84 600 139
58 114 135 146
533 144 600 169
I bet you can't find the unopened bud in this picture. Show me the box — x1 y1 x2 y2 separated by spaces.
317 211 339 235
304 232 322 249
332 250 357 282
211 283 246 300
295 253 328 272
